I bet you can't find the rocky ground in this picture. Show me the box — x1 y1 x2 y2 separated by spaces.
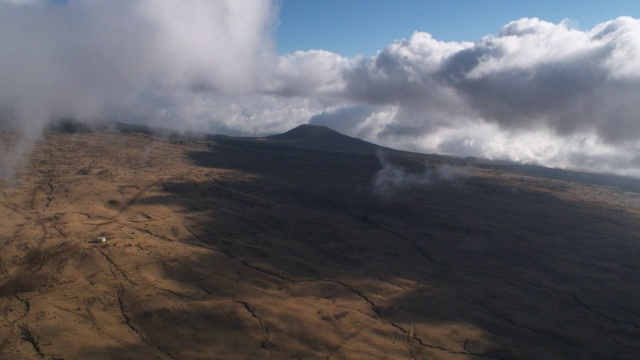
1 126 640 359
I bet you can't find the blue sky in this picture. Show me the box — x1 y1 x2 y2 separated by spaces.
277 0 640 56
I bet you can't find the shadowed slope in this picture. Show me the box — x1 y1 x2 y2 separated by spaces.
267 124 384 152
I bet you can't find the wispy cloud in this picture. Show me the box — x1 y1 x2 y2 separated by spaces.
372 153 468 198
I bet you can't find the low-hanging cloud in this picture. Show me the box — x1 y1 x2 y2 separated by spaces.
1 0 639 177
0 0 277 177
0 0 277 125
372 153 468 198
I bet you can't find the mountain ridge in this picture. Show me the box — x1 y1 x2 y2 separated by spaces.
46 119 640 192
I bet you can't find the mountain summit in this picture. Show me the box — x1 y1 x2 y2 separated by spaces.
268 124 382 152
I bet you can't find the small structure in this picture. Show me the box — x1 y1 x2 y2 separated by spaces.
90 236 107 244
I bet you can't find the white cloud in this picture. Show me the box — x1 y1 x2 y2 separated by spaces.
0 1 639 177
269 50 350 98
372 153 468 198
0 0 276 133
329 16 640 177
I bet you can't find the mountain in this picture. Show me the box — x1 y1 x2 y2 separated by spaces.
267 124 384 152
2 122 640 358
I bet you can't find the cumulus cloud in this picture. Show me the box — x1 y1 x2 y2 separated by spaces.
269 50 349 99
0 1 639 177
454 17 640 142
341 17 640 141
333 17 640 176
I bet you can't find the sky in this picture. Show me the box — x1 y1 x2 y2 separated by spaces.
278 0 640 56
1 0 640 178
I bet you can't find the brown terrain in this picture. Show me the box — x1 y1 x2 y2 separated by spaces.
2 123 640 359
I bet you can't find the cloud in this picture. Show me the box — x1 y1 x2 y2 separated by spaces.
269 50 349 99
308 105 373 134
328 17 640 176
372 153 468 198
0 0 277 130
340 17 640 142
452 17 640 142
0 0 278 176
0 1 639 177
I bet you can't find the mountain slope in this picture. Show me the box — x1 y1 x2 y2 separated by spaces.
2 126 640 358
267 124 384 152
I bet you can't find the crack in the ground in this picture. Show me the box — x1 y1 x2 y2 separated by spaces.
20 324 44 358
51 222 66 239
135 227 174 242
411 331 464 354
325 280 381 317
182 221 201 239
604 299 640 320
96 249 137 285
376 224 449 267
493 248 557 281
205 233 356 274
35 218 49 246
111 182 160 219
565 292 640 330
196 284 213 296
233 300 269 349
44 177 53 208
386 321 508 359
15 295 30 318
376 277 407 290
50 305 102 336
1 190 30 215
239 260 293 282
74 211 92 219
80 298 130 346
237 260 382 317
173 232 389 304
387 321 471 358
218 248 236 259
152 285 202 301
388 321 419 359
461 270 640 331
463 339 509 358
115 285 141 337
405 324 418 360
115 285 177 360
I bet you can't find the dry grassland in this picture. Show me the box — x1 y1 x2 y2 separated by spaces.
1 127 640 359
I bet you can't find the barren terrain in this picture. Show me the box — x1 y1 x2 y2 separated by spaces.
2 124 640 359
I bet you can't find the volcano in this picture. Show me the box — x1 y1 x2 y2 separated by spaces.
267 124 384 152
